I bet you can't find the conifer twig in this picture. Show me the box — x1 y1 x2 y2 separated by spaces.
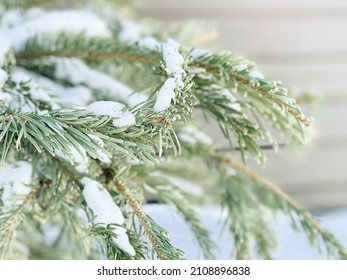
221 155 347 259
15 35 310 126
222 156 294 205
0 184 42 258
114 178 167 260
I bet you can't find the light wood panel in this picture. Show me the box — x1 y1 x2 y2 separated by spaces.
141 19 347 55
139 0 347 9
258 64 347 94
218 21 347 54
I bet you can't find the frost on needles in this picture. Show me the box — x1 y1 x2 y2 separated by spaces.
0 1 346 260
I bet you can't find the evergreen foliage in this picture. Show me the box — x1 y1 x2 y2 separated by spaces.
0 0 345 259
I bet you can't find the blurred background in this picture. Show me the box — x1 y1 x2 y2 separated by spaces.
137 0 347 211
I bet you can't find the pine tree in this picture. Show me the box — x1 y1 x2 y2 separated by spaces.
0 0 346 260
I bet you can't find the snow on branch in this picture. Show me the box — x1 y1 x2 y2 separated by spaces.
86 101 136 128
54 58 147 108
0 10 112 50
139 37 187 112
81 177 135 256
0 161 33 207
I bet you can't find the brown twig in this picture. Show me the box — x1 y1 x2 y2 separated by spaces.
15 45 310 126
114 178 167 260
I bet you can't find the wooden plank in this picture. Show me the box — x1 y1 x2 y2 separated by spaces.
256 64 347 94
139 0 347 9
217 20 347 54
196 100 347 141
140 9 347 22
314 106 347 139
252 147 347 187
139 2 347 55
289 187 347 210
287 180 347 196
135 19 347 55
138 7 347 21
249 51 347 65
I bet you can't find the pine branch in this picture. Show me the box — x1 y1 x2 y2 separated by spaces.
217 169 277 259
220 156 347 260
16 34 310 126
195 85 275 163
0 111 159 163
192 52 310 126
15 34 309 162
0 183 42 258
114 177 184 260
142 173 217 259
176 136 347 259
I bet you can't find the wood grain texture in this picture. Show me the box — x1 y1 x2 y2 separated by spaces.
139 0 347 9
138 0 347 210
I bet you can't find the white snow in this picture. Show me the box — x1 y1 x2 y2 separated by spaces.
69 146 88 168
55 145 90 173
153 39 186 112
0 68 8 89
162 39 185 77
118 19 142 42
86 134 111 163
54 58 147 107
225 166 237 176
55 86 92 108
220 89 241 111
0 10 112 50
0 36 12 67
86 100 124 117
0 65 10 105
153 78 176 112
0 8 44 28
21 69 92 108
88 134 105 147
249 70 264 79
144 204 347 260
191 48 208 59
138 38 186 112
178 125 213 146
81 177 125 225
112 111 136 127
81 177 135 256
177 134 196 145
166 175 203 196
232 64 248 72
0 161 33 207
4 71 54 113
95 150 112 164
138 37 160 51
0 10 23 27
43 224 61 246
0 90 11 106
11 72 52 102
86 101 136 127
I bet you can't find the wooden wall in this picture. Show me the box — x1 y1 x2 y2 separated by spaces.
137 0 347 210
